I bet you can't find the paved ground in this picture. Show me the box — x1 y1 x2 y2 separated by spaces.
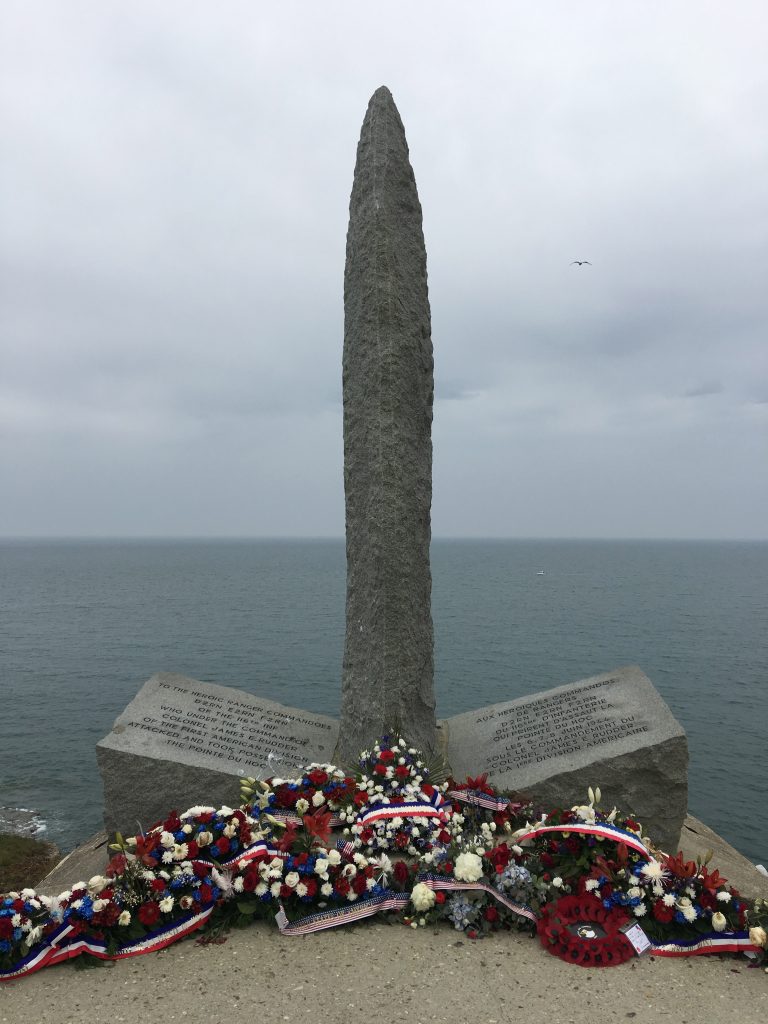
1 919 766 1024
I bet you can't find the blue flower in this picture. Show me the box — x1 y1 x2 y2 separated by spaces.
0 940 11 953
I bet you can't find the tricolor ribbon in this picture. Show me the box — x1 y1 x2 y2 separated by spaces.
649 933 761 957
514 822 650 860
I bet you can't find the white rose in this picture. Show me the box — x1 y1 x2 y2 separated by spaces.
749 926 767 949
327 850 342 866
88 876 106 892
284 872 300 889
160 831 175 848
454 852 483 883
711 912 727 932
312 791 326 807
410 883 436 912
314 859 329 876
92 900 108 912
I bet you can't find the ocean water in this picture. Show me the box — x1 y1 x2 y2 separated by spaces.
0 538 765 863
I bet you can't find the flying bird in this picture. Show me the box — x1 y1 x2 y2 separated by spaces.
571 260 592 266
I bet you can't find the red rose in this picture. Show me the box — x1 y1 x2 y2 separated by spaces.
379 750 395 763
151 878 166 892
395 766 410 779
308 769 329 786
484 906 499 922
242 868 259 892
138 902 161 926
467 929 478 940
435 892 446 905
374 764 387 776
653 900 675 923
394 861 409 885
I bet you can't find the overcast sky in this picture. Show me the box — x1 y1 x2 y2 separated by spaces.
1 2 766 539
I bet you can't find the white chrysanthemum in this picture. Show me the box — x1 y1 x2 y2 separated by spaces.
320 883 333 897
255 883 268 897
118 911 131 926
633 903 648 917
233 877 244 893
295 798 310 815
159 896 174 913
11 914 21 927
411 882 436 912
652 883 664 897
717 891 732 903
296 883 308 897
161 851 174 864
270 882 282 898
640 859 668 882
663 893 676 907
454 852 483 883
182 806 215 818
219 806 234 817
585 879 600 892
552 877 563 888
681 904 697 923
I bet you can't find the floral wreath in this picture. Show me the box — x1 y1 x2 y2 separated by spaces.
537 894 634 967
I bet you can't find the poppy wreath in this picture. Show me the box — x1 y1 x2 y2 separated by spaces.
537 894 635 967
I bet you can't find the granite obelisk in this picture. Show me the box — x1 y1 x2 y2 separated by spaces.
337 87 437 761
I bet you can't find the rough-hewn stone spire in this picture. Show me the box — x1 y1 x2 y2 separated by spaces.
336 86 437 762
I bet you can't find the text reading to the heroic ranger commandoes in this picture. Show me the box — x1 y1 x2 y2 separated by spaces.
475 678 651 775
124 680 334 772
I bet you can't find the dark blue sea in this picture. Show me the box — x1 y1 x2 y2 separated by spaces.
1 539 765 863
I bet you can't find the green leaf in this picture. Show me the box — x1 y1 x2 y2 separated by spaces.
236 901 259 916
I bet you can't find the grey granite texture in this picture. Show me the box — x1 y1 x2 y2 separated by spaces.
338 86 437 762
96 673 339 837
444 666 689 852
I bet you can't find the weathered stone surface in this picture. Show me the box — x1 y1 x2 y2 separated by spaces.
444 666 688 852
338 86 437 761
96 673 339 837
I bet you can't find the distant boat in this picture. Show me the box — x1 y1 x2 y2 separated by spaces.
536 570 545 575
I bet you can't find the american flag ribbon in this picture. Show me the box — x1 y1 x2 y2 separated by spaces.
275 891 411 935
447 789 512 812
417 872 539 924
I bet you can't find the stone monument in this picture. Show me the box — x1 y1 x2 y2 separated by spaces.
337 86 437 762
96 86 689 851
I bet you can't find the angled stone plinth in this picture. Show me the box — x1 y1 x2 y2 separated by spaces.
444 666 688 853
97 673 339 837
